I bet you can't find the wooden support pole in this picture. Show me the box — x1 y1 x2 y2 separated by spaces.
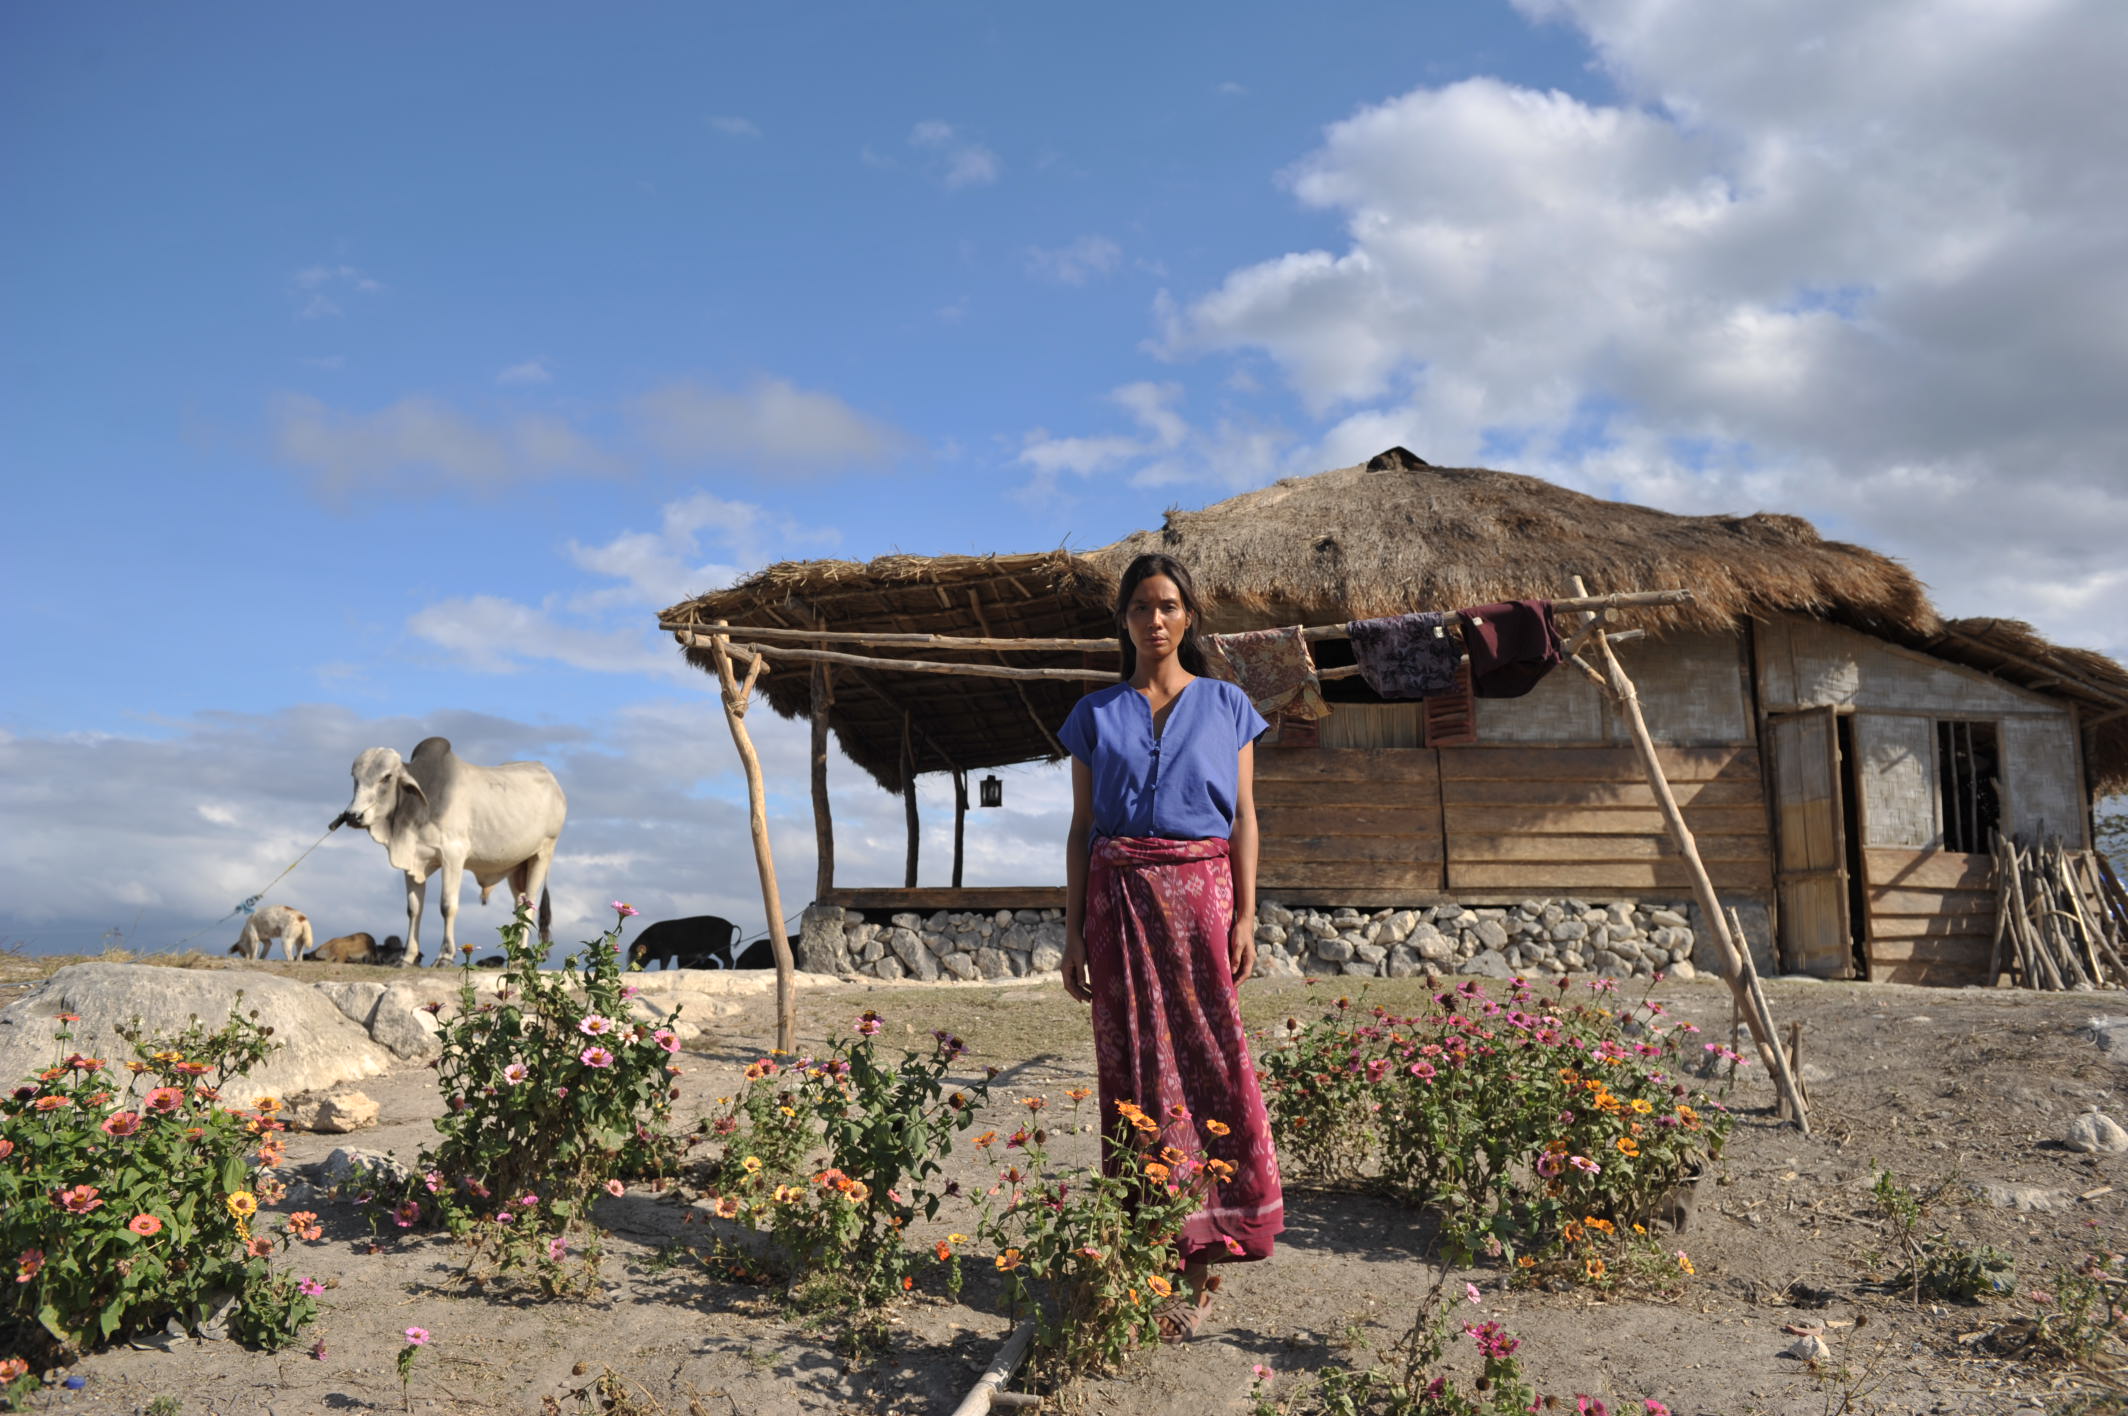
951 767 968 890
902 712 920 889
810 661 835 899
1570 577 1810 1133
703 621 796 1055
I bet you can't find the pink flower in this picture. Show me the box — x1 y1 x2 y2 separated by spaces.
620 985 641 1000
501 1062 530 1086
652 1028 680 1053
142 1086 184 1114
1251 1364 1274 1383
404 1326 430 1346
578 1015 615 1037
855 1011 883 1037
605 1179 626 1197
1644 1403 1672 1416
1465 1282 1483 1305
579 1046 614 1069
1569 1155 1601 1174
518 1193 539 1208
1576 1400 1608 1416
100 1111 142 1137
1408 1060 1437 1080
298 1277 325 1296
547 1237 567 1260
611 901 638 918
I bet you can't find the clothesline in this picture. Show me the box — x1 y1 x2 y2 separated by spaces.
658 587 1692 658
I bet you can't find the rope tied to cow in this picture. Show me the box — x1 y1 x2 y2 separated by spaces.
165 824 341 952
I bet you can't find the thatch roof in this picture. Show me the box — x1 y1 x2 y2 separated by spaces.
659 451 2128 794
666 551 1116 790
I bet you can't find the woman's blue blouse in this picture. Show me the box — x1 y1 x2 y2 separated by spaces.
1057 678 1269 842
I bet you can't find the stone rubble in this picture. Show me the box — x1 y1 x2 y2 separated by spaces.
829 898 1711 983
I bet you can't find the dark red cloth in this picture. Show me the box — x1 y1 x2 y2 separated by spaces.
1455 599 1562 698
1085 835 1283 1265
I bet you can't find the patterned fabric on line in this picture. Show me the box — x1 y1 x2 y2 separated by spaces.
1085 835 1283 1265
1346 611 1463 700
1201 627 1329 722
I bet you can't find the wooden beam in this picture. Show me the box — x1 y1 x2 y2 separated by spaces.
810 660 835 899
701 622 796 1055
951 767 968 890
1932 628 2128 711
902 711 920 889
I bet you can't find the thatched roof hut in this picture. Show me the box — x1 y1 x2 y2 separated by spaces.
661 451 2128 793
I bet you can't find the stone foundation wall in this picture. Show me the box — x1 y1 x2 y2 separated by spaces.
800 897 1774 983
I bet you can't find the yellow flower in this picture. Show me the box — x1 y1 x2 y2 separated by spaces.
1562 1221 1585 1244
844 1180 871 1203
225 1191 258 1219
1675 1251 1695 1275
741 1155 763 1174
1615 1137 1640 1157
714 1196 741 1219
948 1233 969 1244
1517 1255 1536 1268
1629 1098 1654 1115
1585 1257 1607 1280
1203 1118 1231 1137
995 1249 1022 1271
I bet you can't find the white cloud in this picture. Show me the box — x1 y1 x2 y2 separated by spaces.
0 702 1074 959
1026 236 1123 286
708 115 762 138
496 359 553 386
291 264 383 319
272 394 622 496
1216 81 1248 96
908 120 1001 189
405 596 685 679
1079 0 2128 656
629 377 907 471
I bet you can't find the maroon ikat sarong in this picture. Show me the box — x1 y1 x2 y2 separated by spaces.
1086 835 1283 1265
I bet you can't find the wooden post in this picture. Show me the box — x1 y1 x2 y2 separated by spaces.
951 767 968 890
1569 578 1810 1133
703 620 796 1055
902 711 920 889
810 661 835 899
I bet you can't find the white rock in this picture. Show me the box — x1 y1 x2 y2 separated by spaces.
1781 1335 1830 1361
1029 944 1063 974
939 953 980 982
369 993 441 1061
2065 1110 2128 1154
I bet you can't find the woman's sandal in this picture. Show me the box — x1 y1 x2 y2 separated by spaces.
1154 1274 1220 1343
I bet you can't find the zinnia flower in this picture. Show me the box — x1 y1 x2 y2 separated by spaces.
288 1211 324 1241
128 1214 162 1237
225 1190 258 1219
578 1015 615 1038
714 1196 741 1219
404 1326 430 1346
994 1248 1022 1271
32 1096 71 1112
1148 1276 1173 1298
100 1111 142 1136
579 1046 614 1069
854 1011 883 1037
56 1185 103 1214
548 1237 567 1260
935 1240 953 1261
501 1062 530 1085
0 1358 26 1380
298 1277 325 1296
611 901 638 917
652 1028 680 1053
143 1086 183 1114
14 1250 44 1283
605 1179 626 1197
740 1155 763 1174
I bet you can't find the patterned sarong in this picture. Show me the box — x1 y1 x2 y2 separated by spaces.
1202 626 1329 722
1085 835 1283 1265
1347 610 1463 699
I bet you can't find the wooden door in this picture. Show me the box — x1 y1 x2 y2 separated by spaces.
1768 707 1854 977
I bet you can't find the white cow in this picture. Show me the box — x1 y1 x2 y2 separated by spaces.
232 903 315 962
332 736 567 968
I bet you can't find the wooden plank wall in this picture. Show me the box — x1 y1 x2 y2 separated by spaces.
1863 848 1996 986
1255 748 1445 895
1440 745 1773 893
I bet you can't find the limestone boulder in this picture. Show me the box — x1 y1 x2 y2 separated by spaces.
283 1089 382 1134
0 963 395 1099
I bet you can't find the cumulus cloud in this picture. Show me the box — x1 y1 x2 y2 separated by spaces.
629 377 908 472
291 264 383 319
908 120 1001 189
272 393 622 497
1093 0 2128 655
0 702 1072 958
1027 236 1123 286
496 359 553 386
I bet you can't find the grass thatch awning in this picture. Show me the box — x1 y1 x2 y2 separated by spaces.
659 452 2128 795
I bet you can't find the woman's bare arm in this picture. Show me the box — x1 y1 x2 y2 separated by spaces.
1060 758 1095 1002
1228 740 1259 982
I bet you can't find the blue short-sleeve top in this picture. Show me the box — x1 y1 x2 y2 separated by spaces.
1057 678 1270 842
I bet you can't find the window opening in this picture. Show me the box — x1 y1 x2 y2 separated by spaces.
1934 720 2001 854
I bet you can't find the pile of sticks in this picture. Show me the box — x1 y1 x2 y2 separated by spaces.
1990 833 2128 990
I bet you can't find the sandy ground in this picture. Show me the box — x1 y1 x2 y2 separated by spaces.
4 957 2125 1416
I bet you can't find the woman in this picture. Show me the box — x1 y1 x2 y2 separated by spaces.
1057 552 1284 1340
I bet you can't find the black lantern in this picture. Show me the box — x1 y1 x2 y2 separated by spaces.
979 774 1003 808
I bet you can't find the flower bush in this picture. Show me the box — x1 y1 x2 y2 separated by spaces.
976 1093 1226 1382
0 1007 318 1372
1260 978 1730 1269
384 904 685 1292
698 1012 988 1310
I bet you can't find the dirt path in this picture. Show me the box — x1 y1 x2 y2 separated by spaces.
20 970 2128 1416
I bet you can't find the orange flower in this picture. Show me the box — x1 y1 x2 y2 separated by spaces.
1065 1087 1091 1102
1562 1221 1586 1244
0 1358 25 1381
32 1096 71 1113
844 1180 871 1203
971 1131 998 1149
1584 1216 1615 1234
1614 1137 1640 1157
1148 1275 1173 1298
1203 1118 1231 1137
287 1211 324 1241
1206 1159 1236 1182
128 1214 162 1237
935 1240 953 1262
1143 1162 1171 1183
994 1249 1022 1271
902 1275 913 1291
714 1196 741 1219
1160 1145 1188 1166
1517 1255 1536 1268
1585 1257 1607 1280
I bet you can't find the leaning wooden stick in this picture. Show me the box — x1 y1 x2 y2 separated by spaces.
1568 576 1809 1132
703 620 797 1055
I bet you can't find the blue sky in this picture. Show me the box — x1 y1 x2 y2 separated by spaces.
5 1 2124 955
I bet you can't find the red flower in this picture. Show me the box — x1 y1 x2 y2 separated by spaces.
54 1185 102 1215
14 1249 45 1283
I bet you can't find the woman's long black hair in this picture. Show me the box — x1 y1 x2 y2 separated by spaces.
1114 552 1212 682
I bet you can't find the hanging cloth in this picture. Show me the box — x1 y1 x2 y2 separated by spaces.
1346 611 1462 700
1455 600 1562 698
1201 627 1330 721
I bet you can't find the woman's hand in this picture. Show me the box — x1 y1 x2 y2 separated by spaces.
1060 928 1093 1003
1228 919 1257 985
